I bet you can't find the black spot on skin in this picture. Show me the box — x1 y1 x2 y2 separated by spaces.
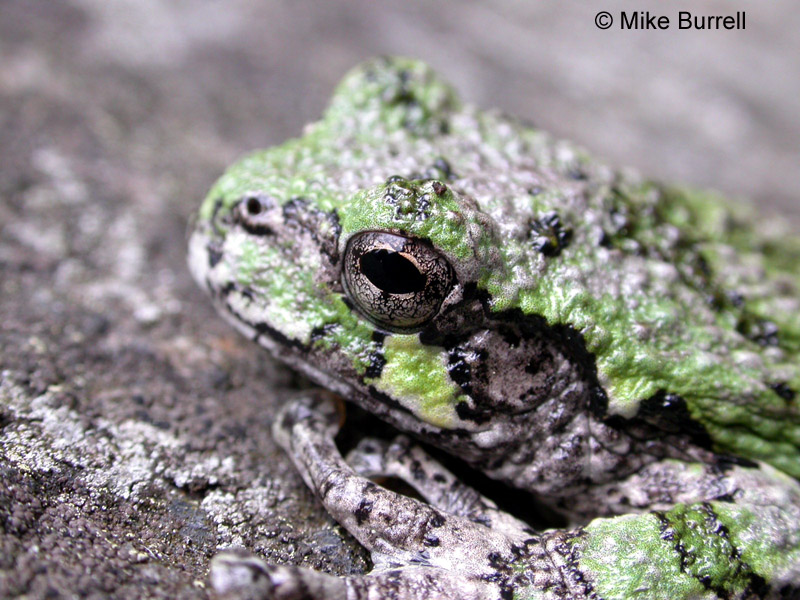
486 552 504 569
638 391 714 450
770 381 797 402
429 513 446 528
354 498 373 525
510 543 528 560
282 196 309 221
715 454 759 472
310 323 338 343
207 244 222 268
455 400 492 425
209 197 227 234
432 473 447 484
364 350 387 379
470 514 491 527
530 212 573 257
410 459 426 481
447 347 474 395
656 504 770 599
253 321 306 352
218 281 235 298
737 315 780 347
480 572 504 584
446 343 503 425
371 330 387 345
409 550 430 565
422 535 439 547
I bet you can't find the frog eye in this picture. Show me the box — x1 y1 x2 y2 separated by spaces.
342 232 455 332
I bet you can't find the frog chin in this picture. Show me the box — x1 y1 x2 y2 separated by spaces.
187 231 212 293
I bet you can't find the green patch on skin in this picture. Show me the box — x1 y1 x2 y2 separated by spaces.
199 134 334 223
229 236 377 372
368 335 461 429
323 56 461 140
481 187 800 475
235 237 266 288
714 499 800 582
576 513 704 599
575 503 764 599
661 503 753 596
314 307 378 377
657 186 800 356
338 180 495 264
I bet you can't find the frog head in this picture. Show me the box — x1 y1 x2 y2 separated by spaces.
191 161 529 430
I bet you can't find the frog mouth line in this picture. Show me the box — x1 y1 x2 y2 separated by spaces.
210 292 453 439
189 232 475 438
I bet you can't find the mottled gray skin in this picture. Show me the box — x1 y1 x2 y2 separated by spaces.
189 58 800 599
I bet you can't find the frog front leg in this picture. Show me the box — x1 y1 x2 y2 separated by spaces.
243 392 534 599
211 394 590 599
211 393 526 599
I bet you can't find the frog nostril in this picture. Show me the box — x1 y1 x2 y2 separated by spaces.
246 196 263 215
235 194 277 235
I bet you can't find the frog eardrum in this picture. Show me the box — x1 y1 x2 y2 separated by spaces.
342 231 455 332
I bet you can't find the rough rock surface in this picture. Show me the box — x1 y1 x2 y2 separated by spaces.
1 1 797 598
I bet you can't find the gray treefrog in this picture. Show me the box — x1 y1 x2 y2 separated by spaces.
188 57 800 599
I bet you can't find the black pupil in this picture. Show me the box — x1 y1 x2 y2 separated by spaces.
360 250 426 294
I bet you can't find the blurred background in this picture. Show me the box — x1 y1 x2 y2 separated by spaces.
1 1 798 598
3 0 797 216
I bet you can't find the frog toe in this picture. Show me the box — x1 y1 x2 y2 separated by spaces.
271 392 344 451
210 551 496 600
210 551 347 600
